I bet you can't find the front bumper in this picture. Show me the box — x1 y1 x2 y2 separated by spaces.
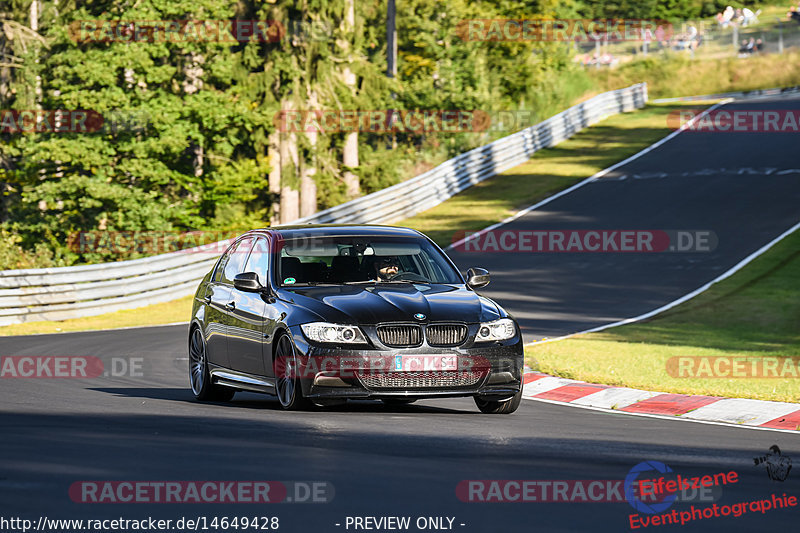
289 325 524 401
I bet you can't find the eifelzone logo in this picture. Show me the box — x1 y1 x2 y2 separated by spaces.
625 462 677 514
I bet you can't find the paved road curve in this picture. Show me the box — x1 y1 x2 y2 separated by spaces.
1 96 799 533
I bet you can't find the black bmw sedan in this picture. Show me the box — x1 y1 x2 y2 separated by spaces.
188 225 524 414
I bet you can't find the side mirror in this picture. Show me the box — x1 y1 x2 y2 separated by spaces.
233 272 264 293
466 267 490 289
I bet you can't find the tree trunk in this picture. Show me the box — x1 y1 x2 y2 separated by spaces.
299 90 318 218
29 0 42 107
343 130 359 197
268 131 281 225
342 0 360 198
183 52 205 179
279 188 299 223
299 173 316 218
279 100 300 224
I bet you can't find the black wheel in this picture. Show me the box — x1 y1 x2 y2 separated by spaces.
189 327 235 402
381 398 417 406
474 389 522 414
274 334 312 411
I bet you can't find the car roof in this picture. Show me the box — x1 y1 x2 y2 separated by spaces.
247 224 425 240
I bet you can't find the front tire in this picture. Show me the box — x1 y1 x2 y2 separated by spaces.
474 389 522 414
274 334 312 411
189 327 235 402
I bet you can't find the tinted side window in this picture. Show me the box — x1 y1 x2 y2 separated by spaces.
244 237 270 286
212 247 233 282
222 237 255 284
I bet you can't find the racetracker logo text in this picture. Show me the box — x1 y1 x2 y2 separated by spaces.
69 481 334 503
668 109 800 133
69 20 284 43
666 356 800 378
455 19 673 42
451 230 717 253
0 356 143 379
273 110 489 134
455 478 718 504
0 110 104 134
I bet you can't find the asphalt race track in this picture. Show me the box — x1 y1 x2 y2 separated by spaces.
1 96 799 532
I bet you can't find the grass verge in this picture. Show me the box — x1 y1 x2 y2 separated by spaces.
525 229 800 403
590 49 800 99
0 295 193 336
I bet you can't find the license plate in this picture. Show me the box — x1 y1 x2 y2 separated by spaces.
393 354 458 371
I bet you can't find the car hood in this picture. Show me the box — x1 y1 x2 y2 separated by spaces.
279 283 504 325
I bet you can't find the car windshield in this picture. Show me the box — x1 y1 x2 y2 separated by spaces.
277 236 462 286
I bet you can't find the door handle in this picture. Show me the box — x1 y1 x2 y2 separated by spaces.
225 301 236 311
203 295 211 303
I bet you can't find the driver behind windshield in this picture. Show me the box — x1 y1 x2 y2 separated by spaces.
372 256 401 281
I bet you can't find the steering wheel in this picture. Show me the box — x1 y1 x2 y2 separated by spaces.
387 272 429 282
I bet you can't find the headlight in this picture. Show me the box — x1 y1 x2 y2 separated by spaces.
475 318 515 342
301 322 368 344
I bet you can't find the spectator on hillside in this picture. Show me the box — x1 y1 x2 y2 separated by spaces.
755 38 764 53
655 24 668 48
742 8 759 26
790 6 800 24
693 31 704 52
738 38 756 57
720 6 735 28
738 39 749 54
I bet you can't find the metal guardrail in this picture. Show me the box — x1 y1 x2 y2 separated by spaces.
651 85 800 103
0 83 648 326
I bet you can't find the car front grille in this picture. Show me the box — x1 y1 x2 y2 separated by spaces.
356 370 485 390
426 324 468 347
377 325 422 347
376 323 469 347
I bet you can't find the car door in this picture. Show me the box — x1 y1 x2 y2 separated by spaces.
203 247 234 369
227 236 272 376
209 236 256 370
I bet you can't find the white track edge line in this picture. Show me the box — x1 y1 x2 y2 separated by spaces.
447 99 733 250
522 395 800 434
